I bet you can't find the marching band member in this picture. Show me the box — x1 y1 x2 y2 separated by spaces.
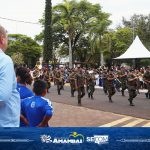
117 67 127 96
75 66 85 106
69 69 77 97
86 71 95 99
43 68 51 93
54 68 63 95
127 70 138 106
32 65 40 82
107 70 116 103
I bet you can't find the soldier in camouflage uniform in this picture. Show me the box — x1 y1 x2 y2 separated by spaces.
107 70 116 102
143 67 150 99
54 69 63 95
102 69 108 95
127 70 138 106
84 70 91 92
75 67 85 106
117 67 127 96
43 68 51 93
69 69 77 97
86 72 95 99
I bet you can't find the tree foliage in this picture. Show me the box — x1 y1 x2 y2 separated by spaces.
11 52 24 65
37 0 111 66
36 1 150 67
43 0 53 64
122 14 150 50
7 34 42 67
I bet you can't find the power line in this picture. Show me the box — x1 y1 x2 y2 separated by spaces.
0 16 41 25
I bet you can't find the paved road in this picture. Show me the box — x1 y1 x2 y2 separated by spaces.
45 84 150 127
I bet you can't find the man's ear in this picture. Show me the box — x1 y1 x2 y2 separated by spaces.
0 37 2 44
16 76 21 82
42 89 47 96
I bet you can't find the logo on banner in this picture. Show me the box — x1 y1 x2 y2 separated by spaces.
86 135 109 144
40 132 84 144
40 135 52 143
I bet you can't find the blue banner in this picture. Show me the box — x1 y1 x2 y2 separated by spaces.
0 127 150 150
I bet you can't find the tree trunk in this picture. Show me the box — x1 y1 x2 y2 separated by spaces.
100 52 105 66
69 37 73 68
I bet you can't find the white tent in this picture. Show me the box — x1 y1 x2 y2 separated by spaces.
114 36 150 59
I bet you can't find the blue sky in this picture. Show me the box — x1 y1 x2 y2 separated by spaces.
0 0 149 38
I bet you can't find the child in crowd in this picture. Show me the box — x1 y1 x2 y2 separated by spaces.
16 67 34 126
21 80 53 127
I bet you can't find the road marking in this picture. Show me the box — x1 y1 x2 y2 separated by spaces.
142 122 150 127
122 119 144 127
100 117 132 127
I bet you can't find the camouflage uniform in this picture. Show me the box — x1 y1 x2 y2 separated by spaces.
75 69 85 105
127 72 137 106
102 70 108 94
84 72 91 92
107 72 115 102
87 74 95 99
55 70 63 95
143 70 150 99
43 70 51 93
69 70 77 97
117 70 127 96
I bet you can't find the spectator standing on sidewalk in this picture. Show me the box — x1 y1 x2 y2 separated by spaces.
21 80 53 127
0 25 20 127
16 66 34 126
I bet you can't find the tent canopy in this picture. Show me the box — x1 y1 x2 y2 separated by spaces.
114 36 150 59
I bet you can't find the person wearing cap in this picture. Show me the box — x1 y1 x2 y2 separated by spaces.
54 69 63 95
75 67 85 106
102 69 108 95
126 70 138 106
69 69 77 97
0 25 20 127
86 72 95 99
107 70 116 102
117 67 127 96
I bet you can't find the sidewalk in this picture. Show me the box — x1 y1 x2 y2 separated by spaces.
49 102 150 127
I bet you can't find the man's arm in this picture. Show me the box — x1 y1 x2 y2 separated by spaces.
37 100 53 127
0 60 14 102
37 115 52 127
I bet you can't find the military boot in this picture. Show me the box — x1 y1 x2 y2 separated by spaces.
145 93 148 98
109 96 113 103
71 90 75 97
121 90 125 96
128 98 134 106
88 93 90 98
58 90 61 95
148 93 150 99
91 95 94 100
78 98 81 106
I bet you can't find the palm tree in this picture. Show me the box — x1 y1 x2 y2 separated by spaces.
89 15 111 66
53 0 78 68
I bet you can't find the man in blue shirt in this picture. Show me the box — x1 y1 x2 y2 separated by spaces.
21 80 53 127
0 25 20 127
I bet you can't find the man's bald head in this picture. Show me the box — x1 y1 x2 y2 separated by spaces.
0 25 8 51
0 25 7 38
